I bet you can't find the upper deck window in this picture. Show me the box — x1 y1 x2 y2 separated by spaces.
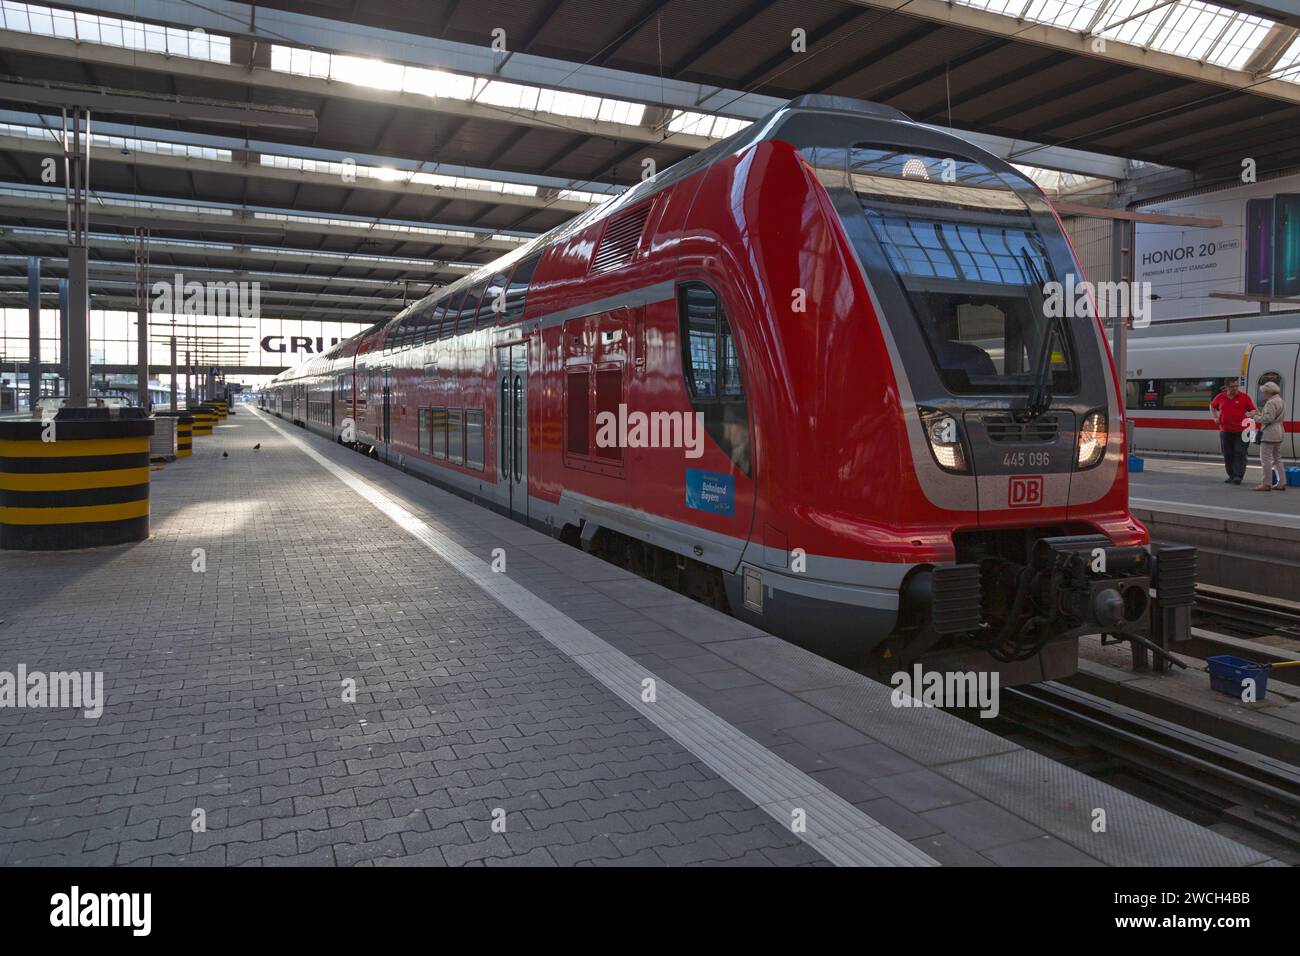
502 254 539 324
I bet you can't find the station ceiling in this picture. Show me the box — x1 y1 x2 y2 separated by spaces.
251 0 1300 172
0 0 1294 334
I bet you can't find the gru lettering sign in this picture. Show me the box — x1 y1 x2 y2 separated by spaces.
261 335 341 356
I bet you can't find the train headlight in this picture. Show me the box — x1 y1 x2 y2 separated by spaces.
1077 410 1107 469
919 408 968 474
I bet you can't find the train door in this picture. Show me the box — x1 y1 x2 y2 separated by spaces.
495 342 528 523
1248 342 1299 459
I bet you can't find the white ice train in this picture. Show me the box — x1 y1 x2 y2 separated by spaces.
1127 327 1298 457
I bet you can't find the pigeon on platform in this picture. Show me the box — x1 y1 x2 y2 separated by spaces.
222 451 229 458
253 443 261 451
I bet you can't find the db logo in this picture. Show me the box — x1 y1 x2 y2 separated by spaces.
1008 475 1044 508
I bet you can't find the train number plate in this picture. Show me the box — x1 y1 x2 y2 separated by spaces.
1002 451 1052 468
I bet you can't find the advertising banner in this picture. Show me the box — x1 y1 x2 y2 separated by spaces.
1134 172 1300 322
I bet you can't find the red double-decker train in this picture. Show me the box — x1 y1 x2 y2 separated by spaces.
261 95 1192 686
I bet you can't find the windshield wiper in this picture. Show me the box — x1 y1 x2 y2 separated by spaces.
1019 250 1057 420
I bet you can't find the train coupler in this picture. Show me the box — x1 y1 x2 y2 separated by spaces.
1139 543 1198 673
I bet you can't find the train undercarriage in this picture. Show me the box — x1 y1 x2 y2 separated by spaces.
573 520 1197 689
885 529 1198 687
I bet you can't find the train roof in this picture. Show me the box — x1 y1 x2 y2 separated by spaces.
268 95 1027 386
1129 324 1300 349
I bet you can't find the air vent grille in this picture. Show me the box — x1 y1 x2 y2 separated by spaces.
983 414 1059 444
590 205 650 274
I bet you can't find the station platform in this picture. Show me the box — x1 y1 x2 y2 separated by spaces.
1129 455 1300 599
0 410 1275 867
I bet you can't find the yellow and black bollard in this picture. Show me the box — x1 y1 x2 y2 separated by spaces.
176 414 194 457
189 406 217 437
0 410 154 550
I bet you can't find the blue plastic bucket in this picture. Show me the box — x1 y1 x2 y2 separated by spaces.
1128 454 1145 473
1206 655 1270 700
1287 466 1300 488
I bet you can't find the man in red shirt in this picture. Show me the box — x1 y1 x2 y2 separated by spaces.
1210 378 1257 484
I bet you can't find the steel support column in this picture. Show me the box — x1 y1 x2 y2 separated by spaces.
63 106 91 408
26 257 38 415
169 330 177 411
134 227 150 410
58 277 68 397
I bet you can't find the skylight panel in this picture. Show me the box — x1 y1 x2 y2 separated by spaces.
1268 34 1300 81
1152 3 1227 60
267 44 652 130
948 0 1276 73
0 1 230 63
1207 14 1271 69
558 189 605 204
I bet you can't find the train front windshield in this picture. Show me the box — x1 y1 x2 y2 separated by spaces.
846 146 1078 396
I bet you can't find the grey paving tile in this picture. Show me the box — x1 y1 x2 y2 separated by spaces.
852 797 945 841
868 769 980 813
827 743 926 780
908 833 995 867
919 800 1045 852
783 719 876 753
981 834 1106 867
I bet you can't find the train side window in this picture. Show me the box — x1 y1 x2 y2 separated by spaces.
680 284 719 400
441 290 466 339
594 366 623 462
566 368 590 457
459 281 488 336
1127 377 1218 411
424 303 446 343
503 254 540 324
429 406 447 459
447 408 465 464
480 274 508 328
677 282 750 474
465 409 485 470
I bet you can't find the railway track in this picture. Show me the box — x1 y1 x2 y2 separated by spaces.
1193 583 1300 640
994 681 1300 857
